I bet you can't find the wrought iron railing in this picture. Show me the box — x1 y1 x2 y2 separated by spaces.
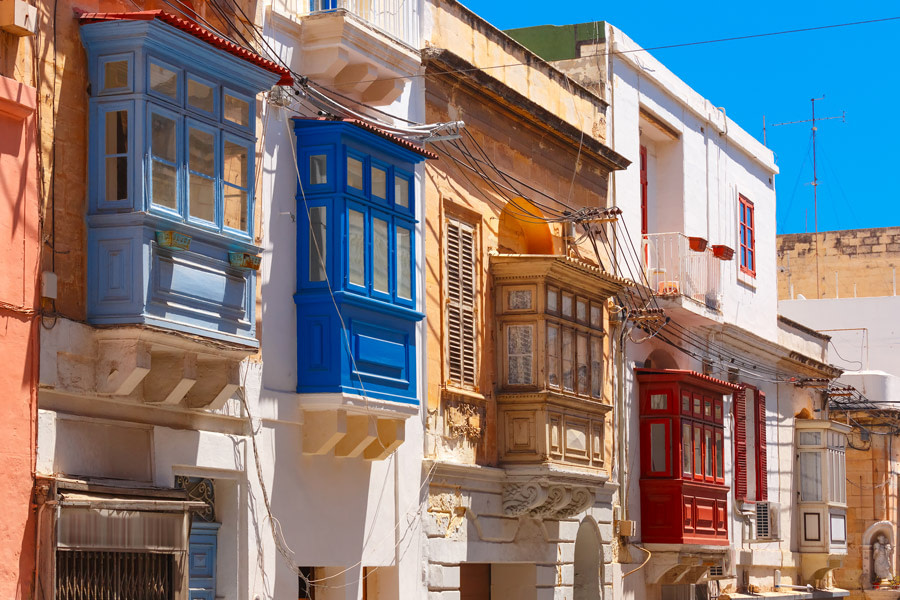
278 0 420 48
642 232 722 311
56 550 175 600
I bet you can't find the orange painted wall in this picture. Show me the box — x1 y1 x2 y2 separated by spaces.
0 75 39 600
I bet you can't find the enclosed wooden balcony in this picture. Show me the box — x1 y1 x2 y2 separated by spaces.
490 254 628 475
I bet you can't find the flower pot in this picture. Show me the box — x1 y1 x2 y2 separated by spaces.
711 244 734 261
688 236 708 252
228 252 262 270
155 230 192 251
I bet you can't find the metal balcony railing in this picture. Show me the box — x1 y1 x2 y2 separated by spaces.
283 0 420 48
642 232 722 311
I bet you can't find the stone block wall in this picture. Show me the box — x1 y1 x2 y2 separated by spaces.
777 228 900 300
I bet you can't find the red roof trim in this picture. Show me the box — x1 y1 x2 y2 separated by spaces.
634 368 743 392
293 117 438 160
76 9 293 86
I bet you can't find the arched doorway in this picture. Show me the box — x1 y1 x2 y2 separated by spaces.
574 517 601 600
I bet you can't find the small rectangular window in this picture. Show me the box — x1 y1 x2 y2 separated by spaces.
693 397 701 415
682 423 692 474
561 328 574 392
396 227 411 300
650 423 667 473
103 60 129 91
310 154 328 185
508 289 532 310
224 92 249 127
371 166 387 199
798 431 821 446
150 62 178 99
372 217 389 293
704 400 712 418
395 177 409 208
104 110 128 202
739 194 756 276
681 392 690 413
507 324 534 385
309 206 327 282
188 78 215 113
347 156 364 190
188 127 216 223
547 324 560 389
348 209 365 286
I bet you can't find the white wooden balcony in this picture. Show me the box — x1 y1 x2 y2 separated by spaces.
270 0 421 105
642 232 723 312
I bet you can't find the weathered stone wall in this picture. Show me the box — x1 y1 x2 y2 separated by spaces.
778 228 900 300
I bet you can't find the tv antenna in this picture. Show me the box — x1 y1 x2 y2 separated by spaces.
766 96 845 299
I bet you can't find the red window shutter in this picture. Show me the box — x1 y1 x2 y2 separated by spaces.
756 391 768 501
733 387 748 500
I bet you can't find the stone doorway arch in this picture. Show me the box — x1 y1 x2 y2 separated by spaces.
574 517 601 600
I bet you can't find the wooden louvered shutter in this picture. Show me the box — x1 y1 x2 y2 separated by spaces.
734 387 748 500
756 391 768 501
446 219 477 388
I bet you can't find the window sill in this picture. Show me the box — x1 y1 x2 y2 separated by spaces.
87 211 260 254
737 268 757 290
441 386 485 403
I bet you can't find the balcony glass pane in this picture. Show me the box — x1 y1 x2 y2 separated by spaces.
104 110 128 202
590 304 601 328
590 337 602 398
151 163 177 210
576 333 588 395
576 298 587 322
561 328 574 392
507 324 533 385
224 92 249 127
547 286 558 313
189 128 215 222
693 425 702 476
310 154 327 185
373 217 389 293
347 156 364 190
650 394 667 410
799 451 822 501
395 177 409 208
705 429 713 476
188 79 214 113
682 423 692 474
104 60 128 90
547 324 560 388
562 293 573 318
372 166 387 199
224 141 248 231
348 209 365 286
150 63 178 99
798 431 821 446
396 227 411 299
309 206 327 282
650 423 667 472
716 431 724 478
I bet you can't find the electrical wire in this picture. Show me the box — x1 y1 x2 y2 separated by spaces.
325 16 900 89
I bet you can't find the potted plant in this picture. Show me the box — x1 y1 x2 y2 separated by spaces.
688 236 708 252
711 244 734 260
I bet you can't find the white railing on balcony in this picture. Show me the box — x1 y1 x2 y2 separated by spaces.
280 0 420 49
642 232 722 312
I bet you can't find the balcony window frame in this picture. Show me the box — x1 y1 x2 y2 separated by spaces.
739 194 756 277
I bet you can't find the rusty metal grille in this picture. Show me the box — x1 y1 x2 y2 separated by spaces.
56 550 175 600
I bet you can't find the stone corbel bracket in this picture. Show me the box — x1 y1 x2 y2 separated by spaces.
502 479 594 520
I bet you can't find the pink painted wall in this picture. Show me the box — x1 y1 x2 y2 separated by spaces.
0 74 39 600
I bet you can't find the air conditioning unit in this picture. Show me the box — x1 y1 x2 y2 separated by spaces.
755 501 780 541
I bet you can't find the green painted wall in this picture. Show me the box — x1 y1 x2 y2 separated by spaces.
505 22 606 62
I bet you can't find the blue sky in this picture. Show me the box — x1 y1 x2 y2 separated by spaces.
458 0 899 235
